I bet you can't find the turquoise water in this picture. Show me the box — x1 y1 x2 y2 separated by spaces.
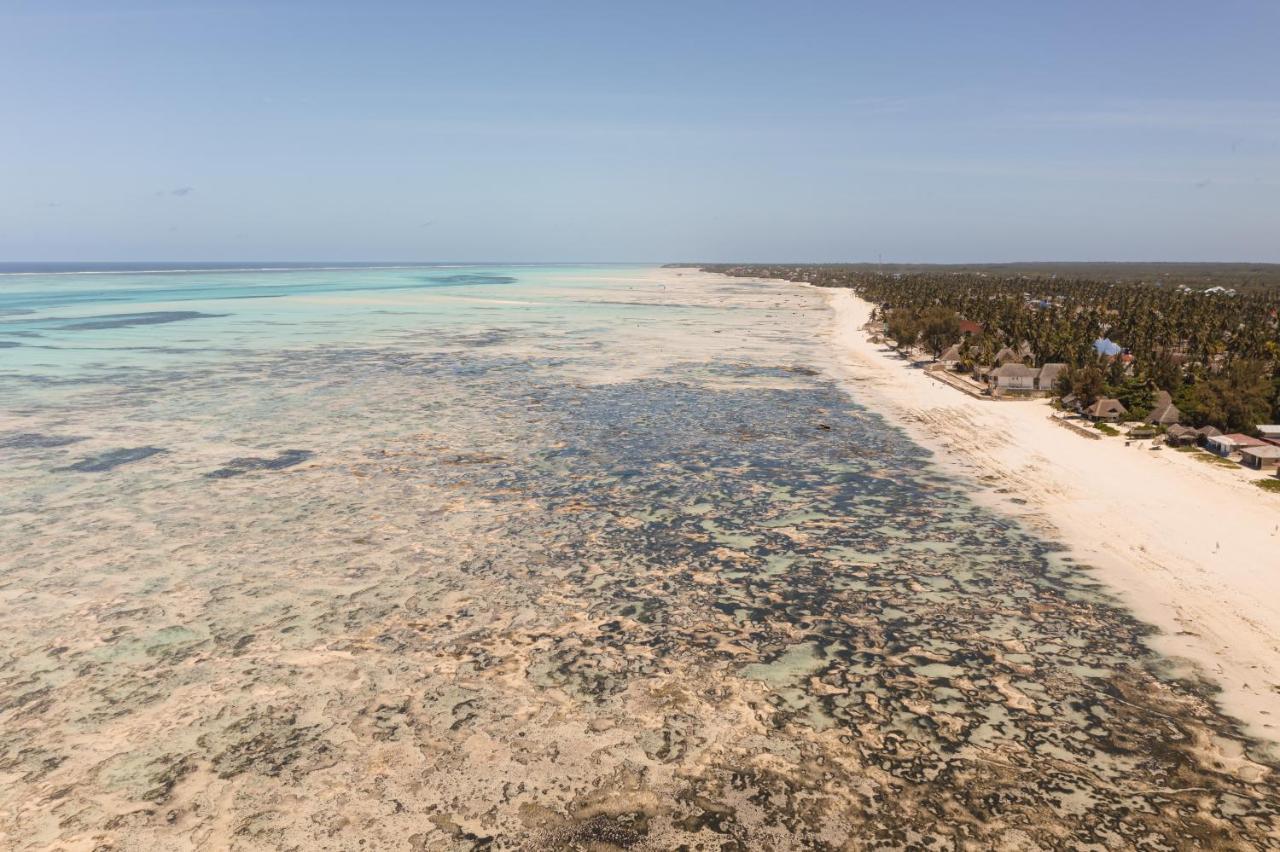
0 264 675 379
1 265 1277 849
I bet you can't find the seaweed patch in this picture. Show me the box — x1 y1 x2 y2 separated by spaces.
55 311 226 331
205 449 313 479
0 432 86 449
54 446 166 472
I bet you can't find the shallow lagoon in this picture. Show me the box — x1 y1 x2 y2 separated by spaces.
1 265 1277 849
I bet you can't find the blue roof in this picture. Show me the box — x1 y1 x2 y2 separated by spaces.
1093 338 1122 356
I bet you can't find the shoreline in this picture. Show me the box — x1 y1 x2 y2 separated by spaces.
816 285 1280 755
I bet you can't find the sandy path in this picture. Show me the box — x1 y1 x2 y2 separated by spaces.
821 286 1280 753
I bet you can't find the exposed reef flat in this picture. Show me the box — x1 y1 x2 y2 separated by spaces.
0 267 1277 849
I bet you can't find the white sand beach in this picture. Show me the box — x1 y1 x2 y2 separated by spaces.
823 286 1280 753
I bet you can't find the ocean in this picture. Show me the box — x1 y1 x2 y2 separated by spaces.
1 264 1276 848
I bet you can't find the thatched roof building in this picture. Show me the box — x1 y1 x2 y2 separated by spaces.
1145 390 1182 426
1036 363 1066 392
1085 398 1127 421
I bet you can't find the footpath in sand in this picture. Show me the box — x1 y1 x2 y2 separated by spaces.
824 287 1280 753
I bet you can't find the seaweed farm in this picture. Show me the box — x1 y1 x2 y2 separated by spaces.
1 266 1278 849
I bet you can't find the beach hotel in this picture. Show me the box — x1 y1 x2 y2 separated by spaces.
1240 445 1280 470
1206 432 1268 457
1084 397 1127 422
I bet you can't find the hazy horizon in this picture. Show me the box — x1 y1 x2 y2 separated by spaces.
5 259 1280 269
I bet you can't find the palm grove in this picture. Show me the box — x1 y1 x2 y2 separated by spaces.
701 265 1280 433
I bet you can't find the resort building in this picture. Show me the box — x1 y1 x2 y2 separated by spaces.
1036 363 1066 392
1195 426 1223 445
938 343 963 367
991 346 1022 366
1164 424 1199 446
1085 398 1127 421
988 363 1037 394
1257 424 1280 446
1206 433 1267 457
1240 445 1280 470
1145 390 1182 427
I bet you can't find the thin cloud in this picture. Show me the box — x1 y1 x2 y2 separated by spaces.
158 186 196 197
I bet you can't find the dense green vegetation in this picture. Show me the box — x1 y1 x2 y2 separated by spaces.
673 262 1280 294
699 264 1280 433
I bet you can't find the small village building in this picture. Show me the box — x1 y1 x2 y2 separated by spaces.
958 319 983 336
1257 425 1280 446
1206 433 1267 457
1145 390 1182 427
1085 398 1127 421
991 346 1023 366
1036 363 1066 392
988 363 1037 393
1195 426 1222 444
1164 424 1198 446
1239 445 1280 470
938 343 963 367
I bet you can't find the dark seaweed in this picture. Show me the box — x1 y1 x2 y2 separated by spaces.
0 432 86 449
205 449 314 479
419 274 517 287
55 446 166 472
58 311 226 331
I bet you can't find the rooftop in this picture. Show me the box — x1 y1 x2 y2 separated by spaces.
992 363 1036 378
1216 433 1267 447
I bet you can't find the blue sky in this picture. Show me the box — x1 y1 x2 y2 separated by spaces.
2 1 1277 262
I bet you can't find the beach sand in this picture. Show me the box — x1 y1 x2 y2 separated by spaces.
822 286 1280 753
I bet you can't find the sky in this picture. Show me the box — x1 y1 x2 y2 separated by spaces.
2 1 1278 263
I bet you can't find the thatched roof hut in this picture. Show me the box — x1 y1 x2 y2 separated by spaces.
1145 390 1183 426
1085 398 1127 421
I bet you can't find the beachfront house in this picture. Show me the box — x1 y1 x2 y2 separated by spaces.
991 346 1022 366
988 363 1037 394
938 343 963 367
1164 424 1198 446
1145 390 1182 427
1195 426 1223 446
1258 425 1280 446
1036 363 1066 393
1240 445 1280 470
1085 398 1127 421
1206 433 1267 457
